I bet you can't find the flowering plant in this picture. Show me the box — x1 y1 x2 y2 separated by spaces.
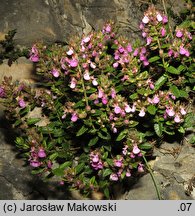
0 5 194 198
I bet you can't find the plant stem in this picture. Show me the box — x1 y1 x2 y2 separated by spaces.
143 155 162 200
161 0 174 39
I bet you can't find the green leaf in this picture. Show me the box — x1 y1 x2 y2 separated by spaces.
166 66 180 75
147 105 157 115
137 71 148 80
76 125 88 136
178 127 185 134
31 168 45 175
154 75 167 90
170 85 180 98
148 56 160 63
154 123 163 137
27 118 41 125
179 90 188 98
75 162 85 174
49 152 58 160
88 137 99 146
116 129 128 141
139 143 153 150
52 168 64 176
102 169 112 178
129 93 138 100
90 176 96 184
98 130 111 140
59 161 72 169
104 188 110 199
177 65 185 73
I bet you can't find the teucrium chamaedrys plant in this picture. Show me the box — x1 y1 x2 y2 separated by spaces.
0 5 194 199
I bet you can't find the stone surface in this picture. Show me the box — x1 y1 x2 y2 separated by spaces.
119 140 195 200
0 0 186 46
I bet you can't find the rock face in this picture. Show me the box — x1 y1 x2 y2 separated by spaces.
119 141 195 200
0 0 185 46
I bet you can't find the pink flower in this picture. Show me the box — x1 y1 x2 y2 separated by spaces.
142 32 147 38
142 15 149 24
114 105 122 114
66 48 74 55
38 148 46 158
156 13 163 22
162 15 168 24
18 98 26 108
102 96 108 105
130 103 136 112
83 71 90 80
168 49 173 57
139 23 144 30
124 104 131 113
71 113 78 122
92 155 99 163
146 37 152 45
143 60 149 66
0 86 5 98
179 46 190 57
176 30 183 38
47 160 53 169
51 69 60 78
126 44 132 52
70 77 77 89
30 160 41 168
138 164 144 173
92 78 98 86
180 107 186 115
174 114 181 123
98 88 104 98
118 46 125 53
113 62 119 68
152 95 160 104
166 108 175 117
139 108 145 117
132 145 141 154
133 48 139 56
110 173 119 181
126 171 131 177
112 127 117 133
104 24 112 33
130 152 135 158
82 36 91 43
90 62 96 69
122 145 128 155
30 55 39 62
29 45 39 62
69 58 78 67
114 159 123 167
161 27 166 37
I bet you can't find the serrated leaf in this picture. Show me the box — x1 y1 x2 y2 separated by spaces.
147 105 157 115
170 85 180 98
102 169 112 178
76 125 88 136
166 66 180 75
27 118 41 125
88 137 99 146
155 75 167 90
116 129 128 141
154 123 163 137
148 56 160 63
